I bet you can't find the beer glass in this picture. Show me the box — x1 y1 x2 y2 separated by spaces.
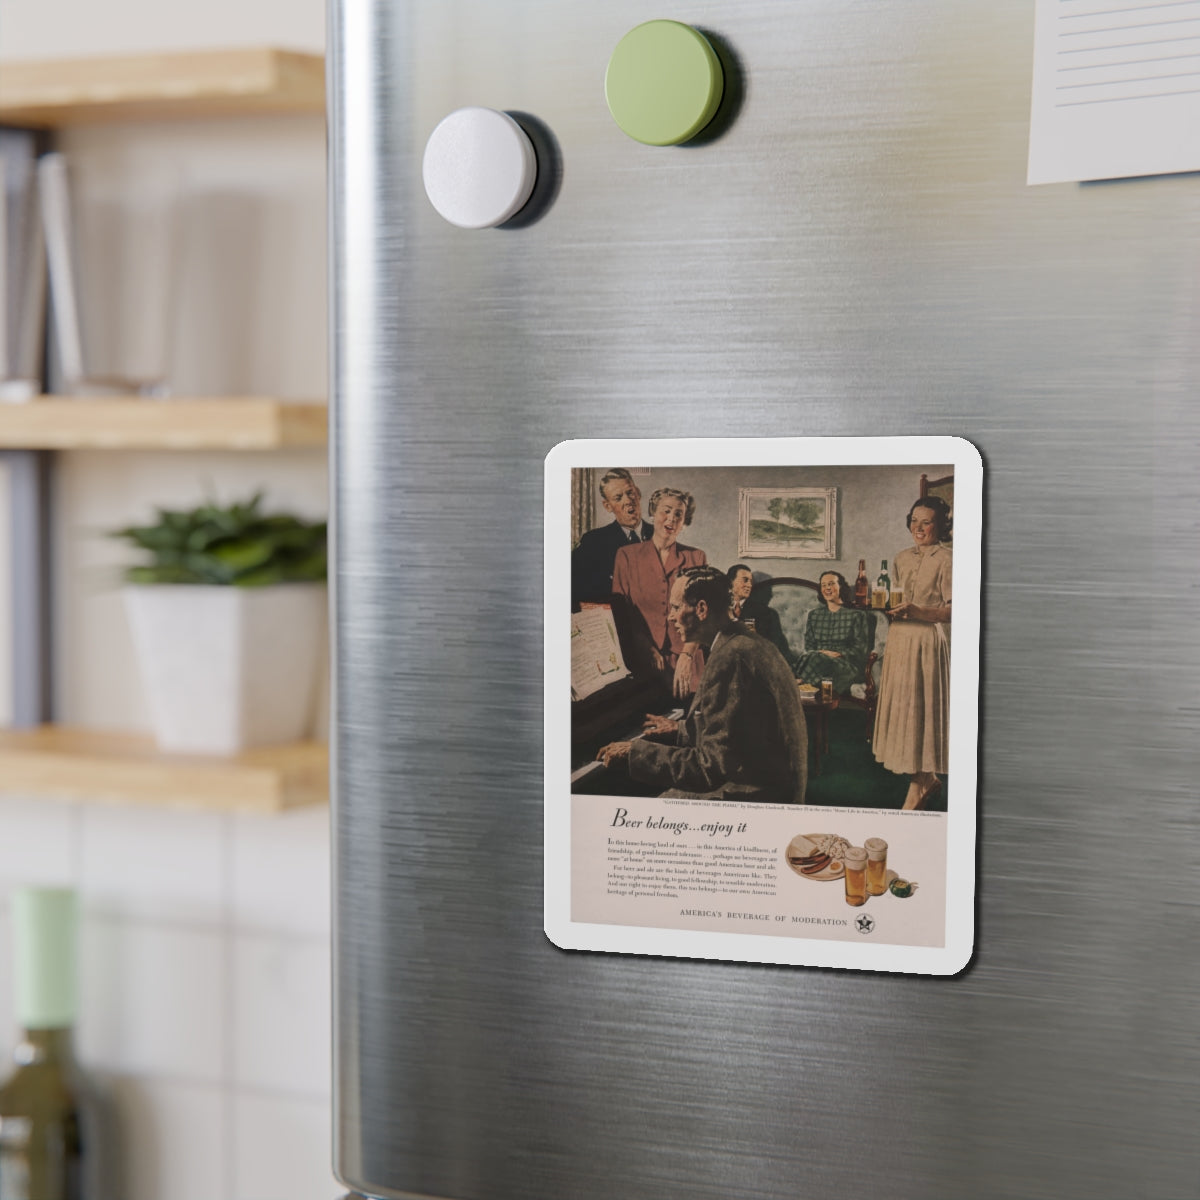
843 847 868 907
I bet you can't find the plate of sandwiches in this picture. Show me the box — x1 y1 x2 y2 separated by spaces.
785 833 850 881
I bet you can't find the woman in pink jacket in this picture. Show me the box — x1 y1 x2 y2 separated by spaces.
611 486 707 698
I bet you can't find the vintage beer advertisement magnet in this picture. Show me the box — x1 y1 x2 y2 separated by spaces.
544 437 981 974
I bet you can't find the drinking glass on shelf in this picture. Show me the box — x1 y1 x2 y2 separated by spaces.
40 151 182 397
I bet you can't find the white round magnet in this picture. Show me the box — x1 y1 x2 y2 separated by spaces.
422 107 538 229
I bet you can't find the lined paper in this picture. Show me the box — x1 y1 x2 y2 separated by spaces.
1028 0 1200 183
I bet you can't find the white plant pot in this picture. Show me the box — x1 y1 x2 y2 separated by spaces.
123 583 326 755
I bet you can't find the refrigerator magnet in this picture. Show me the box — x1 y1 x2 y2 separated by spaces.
544 436 982 975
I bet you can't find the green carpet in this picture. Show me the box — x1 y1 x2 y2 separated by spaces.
804 709 948 811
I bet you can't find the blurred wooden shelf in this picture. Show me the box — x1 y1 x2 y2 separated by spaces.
0 397 327 449
0 726 328 812
0 48 325 127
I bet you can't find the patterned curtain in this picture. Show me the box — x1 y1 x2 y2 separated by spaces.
571 468 596 548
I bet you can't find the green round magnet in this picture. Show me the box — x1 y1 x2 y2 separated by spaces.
605 20 724 146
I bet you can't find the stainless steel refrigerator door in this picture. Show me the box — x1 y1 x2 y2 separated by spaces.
329 2 1200 1197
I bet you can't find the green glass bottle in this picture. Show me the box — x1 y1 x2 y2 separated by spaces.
0 888 88 1200
872 559 891 610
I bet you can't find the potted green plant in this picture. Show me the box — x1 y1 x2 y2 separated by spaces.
112 493 327 755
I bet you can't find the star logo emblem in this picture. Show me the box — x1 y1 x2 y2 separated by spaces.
855 913 875 935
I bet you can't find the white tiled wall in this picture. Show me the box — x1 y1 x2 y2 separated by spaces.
0 798 338 1200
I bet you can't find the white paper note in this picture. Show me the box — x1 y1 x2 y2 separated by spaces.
1028 0 1200 184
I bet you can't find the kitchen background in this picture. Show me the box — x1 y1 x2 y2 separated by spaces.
0 0 335 1197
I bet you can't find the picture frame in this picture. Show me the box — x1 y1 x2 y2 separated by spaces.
738 486 837 559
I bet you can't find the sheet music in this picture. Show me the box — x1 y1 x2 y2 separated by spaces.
1028 0 1200 183
570 607 630 702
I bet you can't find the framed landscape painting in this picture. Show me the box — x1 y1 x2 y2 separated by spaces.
738 486 837 558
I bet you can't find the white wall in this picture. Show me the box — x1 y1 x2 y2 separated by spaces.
1 0 324 60
1 3 336 1198
619 463 953 583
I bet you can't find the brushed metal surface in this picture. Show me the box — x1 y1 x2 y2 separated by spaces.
330 2 1200 1197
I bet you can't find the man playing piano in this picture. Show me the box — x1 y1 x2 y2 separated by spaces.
598 566 808 805
571 468 653 608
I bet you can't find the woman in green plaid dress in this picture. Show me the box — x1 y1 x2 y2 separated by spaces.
791 571 870 696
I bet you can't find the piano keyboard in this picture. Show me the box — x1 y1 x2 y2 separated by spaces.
569 708 685 784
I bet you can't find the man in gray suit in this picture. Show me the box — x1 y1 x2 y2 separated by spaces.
599 566 808 805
